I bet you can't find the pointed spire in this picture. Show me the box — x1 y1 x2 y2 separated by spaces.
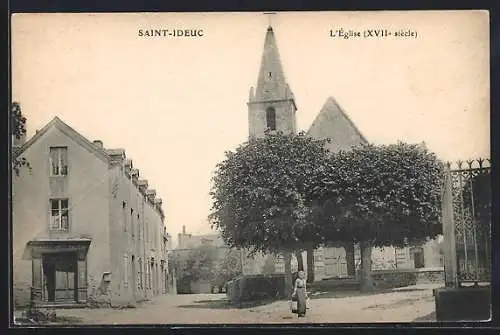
253 26 293 102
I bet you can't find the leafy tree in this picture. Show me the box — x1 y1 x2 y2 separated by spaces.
11 102 31 176
209 131 332 294
169 245 219 293
212 248 242 289
316 142 443 291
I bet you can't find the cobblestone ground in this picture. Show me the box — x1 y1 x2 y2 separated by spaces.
17 284 440 325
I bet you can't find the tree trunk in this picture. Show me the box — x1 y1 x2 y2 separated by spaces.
359 241 374 292
306 246 315 283
295 251 304 271
344 242 356 277
283 251 293 297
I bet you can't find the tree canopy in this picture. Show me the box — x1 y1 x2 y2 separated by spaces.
316 142 443 248
209 133 444 292
11 102 30 176
169 245 219 284
314 142 443 291
209 131 331 255
212 248 242 288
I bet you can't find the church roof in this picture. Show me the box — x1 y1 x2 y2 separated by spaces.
253 26 295 102
307 97 368 153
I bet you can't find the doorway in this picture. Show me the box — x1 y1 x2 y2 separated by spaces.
131 255 136 299
412 247 425 269
42 252 78 302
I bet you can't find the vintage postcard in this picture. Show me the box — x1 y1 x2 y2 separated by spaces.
10 11 490 325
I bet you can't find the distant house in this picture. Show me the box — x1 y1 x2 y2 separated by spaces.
12 116 171 308
172 226 229 294
177 226 225 250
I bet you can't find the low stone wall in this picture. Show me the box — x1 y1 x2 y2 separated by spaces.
226 274 286 303
14 284 31 308
414 267 444 284
372 269 417 289
371 267 444 289
226 277 241 302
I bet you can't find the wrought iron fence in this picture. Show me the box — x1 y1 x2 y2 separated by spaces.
442 158 491 287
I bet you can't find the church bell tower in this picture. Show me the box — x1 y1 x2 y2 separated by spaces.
248 26 297 139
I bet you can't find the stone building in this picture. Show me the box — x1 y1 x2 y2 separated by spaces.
12 116 170 308
243 26 443 279
177 225 225 250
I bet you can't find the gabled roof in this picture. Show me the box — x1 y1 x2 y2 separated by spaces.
307 97 367 153
15 116 110 162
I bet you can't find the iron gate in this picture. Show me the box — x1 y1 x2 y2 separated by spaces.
442 159 491 287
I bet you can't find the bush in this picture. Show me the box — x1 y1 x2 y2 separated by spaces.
372 269 417 289
227 274 286 302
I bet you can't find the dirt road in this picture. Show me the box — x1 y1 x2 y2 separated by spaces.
16 284 439 325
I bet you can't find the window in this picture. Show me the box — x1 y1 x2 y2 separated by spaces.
410 247 425 269
122 201 127 232
50 199 69 231
133 213 139 239
129 208 133 234
138 214 142 241
123 255 129 286
138 258 143 290
266 107 276 131
49 147 68 176
155 226 158 249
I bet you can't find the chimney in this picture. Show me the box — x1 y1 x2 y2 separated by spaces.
138 179 149 193
182 225 186 235
93 140 103 149
146 189 156 203
106 148 126 165
130 169 139 184
124 159 133 176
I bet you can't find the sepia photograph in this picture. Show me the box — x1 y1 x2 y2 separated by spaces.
10 11 490 325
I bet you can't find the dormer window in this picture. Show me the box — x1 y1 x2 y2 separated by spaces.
266 107 276 131
49 147 68 176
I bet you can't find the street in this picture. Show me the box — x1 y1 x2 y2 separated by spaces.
22 284 439 325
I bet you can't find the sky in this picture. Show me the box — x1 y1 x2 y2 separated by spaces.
11 11 490 246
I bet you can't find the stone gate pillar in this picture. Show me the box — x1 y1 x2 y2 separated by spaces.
442 164 458 287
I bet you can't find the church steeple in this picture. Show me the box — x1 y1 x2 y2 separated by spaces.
254 26 294 102
248 25 297 138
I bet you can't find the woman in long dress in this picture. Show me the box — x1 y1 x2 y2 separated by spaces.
293 270 307 317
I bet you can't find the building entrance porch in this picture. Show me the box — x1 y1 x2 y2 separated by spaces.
23 239 91 307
